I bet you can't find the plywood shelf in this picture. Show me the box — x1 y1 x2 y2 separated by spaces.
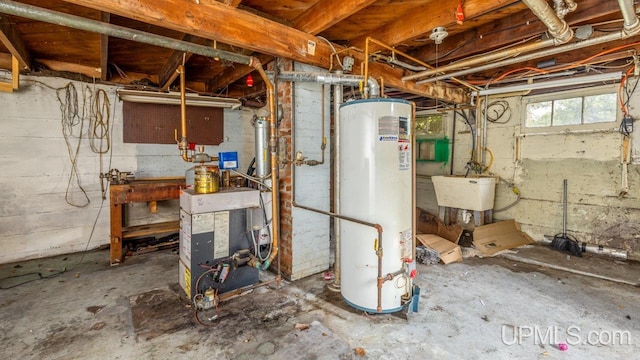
122 220 180 239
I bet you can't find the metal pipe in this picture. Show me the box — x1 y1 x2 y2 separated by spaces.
562 179 568 236
178 65 190 162
404 38 556 82
330 81 343 292
404 0 573 82
522 0 573 42
253 61 280 275
540 236 636 261
365 37 479 91
272 71 380 97
417 31 634 84
0 0 252 66
618 0 640 34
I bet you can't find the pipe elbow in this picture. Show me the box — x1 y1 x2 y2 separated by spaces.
367 76 380 98
551 25 573 44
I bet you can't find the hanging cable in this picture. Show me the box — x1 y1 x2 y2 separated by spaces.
483 100 512 124
57 82 90 208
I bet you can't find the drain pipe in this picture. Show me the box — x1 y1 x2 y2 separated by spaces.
403 0 573 82
329 81 343 292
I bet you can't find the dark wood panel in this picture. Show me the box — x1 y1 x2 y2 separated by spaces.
123 102 224 145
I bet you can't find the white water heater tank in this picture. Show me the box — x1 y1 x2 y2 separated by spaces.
339 98 413 313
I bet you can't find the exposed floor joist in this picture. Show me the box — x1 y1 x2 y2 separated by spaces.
0 13 30 70
61 0 468 103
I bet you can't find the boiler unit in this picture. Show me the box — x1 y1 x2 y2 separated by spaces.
179 187 261 303
339 98 414 313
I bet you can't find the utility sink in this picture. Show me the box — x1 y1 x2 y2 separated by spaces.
431 175 496 211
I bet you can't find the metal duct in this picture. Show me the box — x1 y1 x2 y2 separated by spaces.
522 0 573 43
272 71 380 97
618 0 640 34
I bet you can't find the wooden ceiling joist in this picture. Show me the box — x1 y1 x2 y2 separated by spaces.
60 0 467 103
349 0 521 50
0 13 30 70
100 12 109 81
412 0 623 64
291 0 377 35
158 34 209 90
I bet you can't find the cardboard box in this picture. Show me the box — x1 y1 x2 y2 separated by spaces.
416 234 463 264
472 220 533 255
416 207 463 244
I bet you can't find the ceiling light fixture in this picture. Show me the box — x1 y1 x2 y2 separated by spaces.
117 89 242 109
476 71 622 96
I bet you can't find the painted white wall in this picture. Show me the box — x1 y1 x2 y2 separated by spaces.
422 84 640 251
290 63 331 280
0 74 253 264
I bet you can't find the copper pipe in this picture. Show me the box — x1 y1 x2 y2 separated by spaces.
178 65 191 162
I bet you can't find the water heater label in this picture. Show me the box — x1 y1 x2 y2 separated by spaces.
378 116 399 141
400 228 412 260
398 140 411 170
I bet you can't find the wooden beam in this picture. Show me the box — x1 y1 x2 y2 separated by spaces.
36 59 102 78
222 0 242 7
11 54 18 89
292 0 376 35
0 52 11 69
0 81 12 92
350 0 520 49
61 0 466 103
61 0 334 68
100 12 110 81
211 0 374 93
367 62 469 104
208 53 273 92
412 0 622 64
158 34 209 89
0 14 31 70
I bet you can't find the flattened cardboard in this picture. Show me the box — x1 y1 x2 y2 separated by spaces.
416 207 463 243
416 234 463 264
472 220 533 255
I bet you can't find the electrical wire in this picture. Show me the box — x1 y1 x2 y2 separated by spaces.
483 100 512 124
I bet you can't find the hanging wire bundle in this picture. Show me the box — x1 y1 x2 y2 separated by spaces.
56 82 111 207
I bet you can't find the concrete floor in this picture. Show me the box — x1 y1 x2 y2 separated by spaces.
0 246 638 359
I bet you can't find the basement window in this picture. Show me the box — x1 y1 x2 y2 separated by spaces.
524 85 618 130
415 113 444 137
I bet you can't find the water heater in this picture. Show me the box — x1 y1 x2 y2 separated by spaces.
339 98 413 313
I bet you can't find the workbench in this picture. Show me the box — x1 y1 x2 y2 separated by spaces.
109 178 185 265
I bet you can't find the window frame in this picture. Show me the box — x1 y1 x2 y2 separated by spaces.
521 84 620 134
414 110 446 139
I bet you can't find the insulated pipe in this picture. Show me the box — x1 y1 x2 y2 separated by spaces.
522 0 573 43
0 0 252 66
272 71 380 98
417 30 637 84
618 0 640 34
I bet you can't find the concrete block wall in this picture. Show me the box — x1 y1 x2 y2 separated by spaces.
435 86 640 252
0 74 252 264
